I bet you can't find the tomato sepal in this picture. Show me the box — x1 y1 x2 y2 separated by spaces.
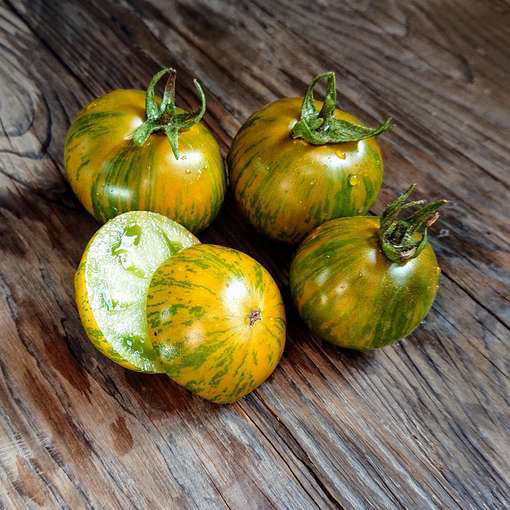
291 71 393 145
379 185 447 263
132 68 206 159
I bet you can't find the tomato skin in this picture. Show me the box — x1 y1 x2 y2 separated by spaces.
290 217 440 350
228 98 384 243
64 89 226 233
146 244 286 403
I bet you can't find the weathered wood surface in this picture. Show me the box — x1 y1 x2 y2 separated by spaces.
0 0 509 508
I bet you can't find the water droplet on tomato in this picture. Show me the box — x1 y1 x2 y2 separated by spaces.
336 150 346 160
348 175 359 186
185 169 192 174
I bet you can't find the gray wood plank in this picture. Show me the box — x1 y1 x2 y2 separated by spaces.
0 1 508 508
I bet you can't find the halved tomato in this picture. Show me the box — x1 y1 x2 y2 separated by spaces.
146 244 286 403
75 211 199 371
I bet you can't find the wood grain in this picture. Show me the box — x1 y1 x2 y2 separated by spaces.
0 0 509 508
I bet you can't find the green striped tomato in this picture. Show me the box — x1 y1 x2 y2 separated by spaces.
228 72 391 243
65 69 226 233
75 211 199 372
290 188 445 349
146 244 286 403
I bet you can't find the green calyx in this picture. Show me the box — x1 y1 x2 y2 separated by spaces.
291 71 393 145
379 185 447 263
132 68 206 159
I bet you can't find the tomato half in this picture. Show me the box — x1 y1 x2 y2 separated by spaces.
290 187 446 349
228 72 392 243
146 244 286 403
65 68 226 233
75 211 199 372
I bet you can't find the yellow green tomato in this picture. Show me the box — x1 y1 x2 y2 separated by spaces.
290 186 446 349
75 211 199 372
65 68 226 233
228 71 392 243
146 244 286 403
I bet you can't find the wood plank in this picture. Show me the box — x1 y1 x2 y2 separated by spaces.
0 0 509 508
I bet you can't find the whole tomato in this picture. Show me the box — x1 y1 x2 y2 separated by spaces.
65 68 226 233
290 186 446 349
146 244 286 403
228 72 392 243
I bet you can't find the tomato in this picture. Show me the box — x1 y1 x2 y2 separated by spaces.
289 186 446 349
146 244 286 403
228 72 392 243
65 68 226 233
75 211 199 372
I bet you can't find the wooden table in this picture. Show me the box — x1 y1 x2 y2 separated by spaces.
1 1 509 508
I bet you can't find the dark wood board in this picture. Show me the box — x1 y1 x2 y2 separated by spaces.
0 0 509 508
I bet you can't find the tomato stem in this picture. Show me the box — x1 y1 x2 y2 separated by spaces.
132 68 206 159
379 185 447 263
290 71 393 145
